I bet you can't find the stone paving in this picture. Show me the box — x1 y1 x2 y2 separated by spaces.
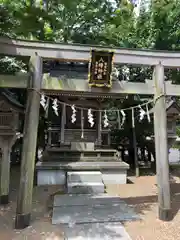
62 223 131 240
52 194 140 239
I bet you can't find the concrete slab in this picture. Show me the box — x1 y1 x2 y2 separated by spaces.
67 171 102 183
52 204 140 225
63 223 131 240
67 182 104 194
37 170 65 185
54 194 124 207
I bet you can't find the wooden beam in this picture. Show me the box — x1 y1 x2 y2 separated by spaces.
2 73 180 96
1 72 180 97
0 74 29 88
15 54 42 229
153 63 171 221
97 111 102 145
1 37 180 67
60 103 66 143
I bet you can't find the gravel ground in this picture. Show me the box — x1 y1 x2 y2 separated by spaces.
0 166 65 240
1 166 180 239
106 169 180 240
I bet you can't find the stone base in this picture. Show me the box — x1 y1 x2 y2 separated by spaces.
37 169 66 185
36 161 129 186
15 213 31 229
102 170 127 184
159 207 172 221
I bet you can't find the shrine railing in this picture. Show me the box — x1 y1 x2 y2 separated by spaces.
47 127 110 147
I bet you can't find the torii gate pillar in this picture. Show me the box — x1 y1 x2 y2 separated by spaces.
15 54 42 229
154 63 171 221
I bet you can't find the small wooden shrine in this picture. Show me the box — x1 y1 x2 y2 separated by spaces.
0 90 23 204
37 60 129 186
150 98 180 148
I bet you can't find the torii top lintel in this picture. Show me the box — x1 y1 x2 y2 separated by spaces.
1 38 180 67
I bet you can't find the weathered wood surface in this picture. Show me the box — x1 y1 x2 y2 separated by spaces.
153 63 171 221
0 135 19 204
15 54 42 229
1 37 180 67
1 74 180 96
60 103 66 143
0 143 10 204
131 108 139 177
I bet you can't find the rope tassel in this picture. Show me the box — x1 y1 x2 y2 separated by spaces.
88 108 94 127
103 110 109 128
52 99 58 116
139 105 146 121
71 105 77 123
40 94 46 109
120 110 126 128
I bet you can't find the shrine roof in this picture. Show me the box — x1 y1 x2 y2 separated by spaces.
166 99 180 112
149 98 180 114
0 89 24 112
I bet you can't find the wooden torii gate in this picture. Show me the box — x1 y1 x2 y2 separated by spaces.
0 38 180 228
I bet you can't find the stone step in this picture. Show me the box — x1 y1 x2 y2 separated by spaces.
43 156 118 162
67 182 105 194
52 204 140 225
67 171 102 183
62 223 132 240
46 147 117 153
54 194 124 207
36 161 129 171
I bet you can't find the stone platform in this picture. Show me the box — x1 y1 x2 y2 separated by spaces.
36 161 129 186
36 142 129 187
42 147 119 162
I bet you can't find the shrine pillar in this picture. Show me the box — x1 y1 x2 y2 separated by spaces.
15 54 42 229
97 111 102 145
60 103 66 144
153 63 171 221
